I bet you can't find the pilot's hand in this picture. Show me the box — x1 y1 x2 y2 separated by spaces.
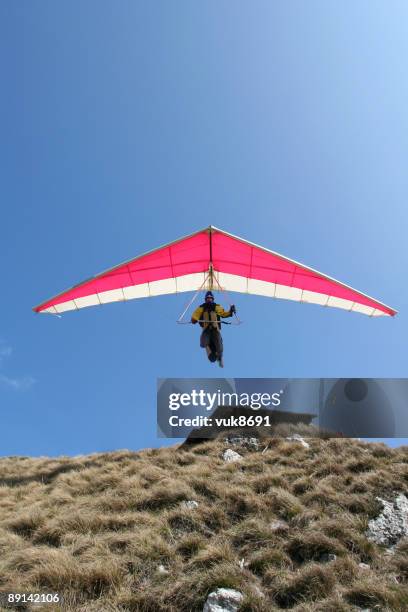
230 305 236 315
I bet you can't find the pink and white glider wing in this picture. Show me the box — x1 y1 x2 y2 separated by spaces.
33 226 396 317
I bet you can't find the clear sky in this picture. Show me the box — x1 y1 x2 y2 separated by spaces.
1 2 407 456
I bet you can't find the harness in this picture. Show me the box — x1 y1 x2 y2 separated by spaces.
200 303 221 330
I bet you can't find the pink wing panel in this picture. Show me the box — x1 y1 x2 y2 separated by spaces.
212 231 395 316
35 231 210 312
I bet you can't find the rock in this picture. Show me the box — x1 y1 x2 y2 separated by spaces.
222 449 242 463
320 553 337 562
224 435 260 450
358 562 370 570
269 519 289 533
203 588 244 612
182 500 199 510
157 564 169 574
286 434 310 449
246 437 260 450
366 494 408 547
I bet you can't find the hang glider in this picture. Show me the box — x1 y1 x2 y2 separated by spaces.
33 226 396 317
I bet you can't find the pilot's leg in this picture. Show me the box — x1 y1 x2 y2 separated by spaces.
213 330 224 367
200 328 209 348
206 329 218 362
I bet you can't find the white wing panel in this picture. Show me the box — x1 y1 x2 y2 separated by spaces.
327 296 353 311
351 303 376 316
247 278 276 297
74 294 100 309
149 278 177 296
301 290 328 306
42 306 58 314
216 272 248 292
275 284 303 301
123 284 150 299
54 300 77 313
98 289 125 304
372 308 387 317
176 272 207 292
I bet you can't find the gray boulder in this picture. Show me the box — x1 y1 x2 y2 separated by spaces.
181 500 199 510
286 434 310 449
224 435 260 450
203 588 244 612
222 449 242 463
366 494 408 547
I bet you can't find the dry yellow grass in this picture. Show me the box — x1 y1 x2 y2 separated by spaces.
0 436 407 611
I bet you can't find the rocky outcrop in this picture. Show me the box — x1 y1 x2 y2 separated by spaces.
181 500 199 510
222 449 242 463
224 435 260 451
286 434 310 449
203 588 244 612
366 493 408 547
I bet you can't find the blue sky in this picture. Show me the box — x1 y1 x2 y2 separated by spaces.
1 2 407 456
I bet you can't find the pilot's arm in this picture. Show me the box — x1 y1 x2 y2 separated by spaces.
191 306 203 324
215 304 236 318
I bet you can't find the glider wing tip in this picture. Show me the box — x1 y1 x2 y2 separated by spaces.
32 304 47 314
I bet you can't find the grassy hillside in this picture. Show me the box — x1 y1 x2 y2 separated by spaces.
0 433 407 611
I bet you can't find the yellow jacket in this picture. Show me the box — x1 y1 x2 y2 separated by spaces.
191 303 232 328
